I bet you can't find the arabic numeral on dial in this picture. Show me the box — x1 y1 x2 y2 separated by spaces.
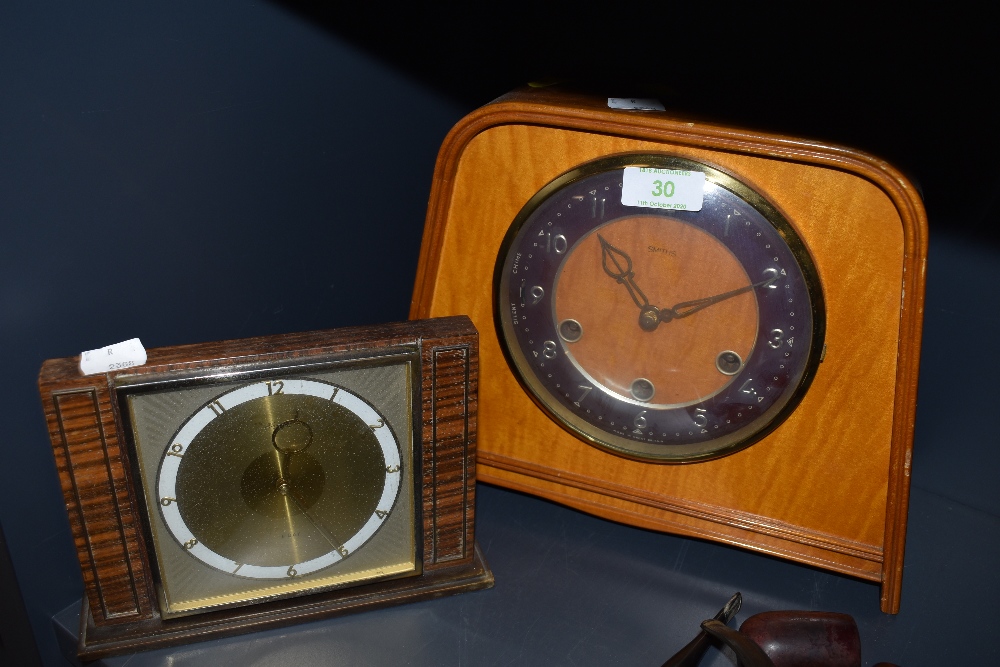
741 379 765 403
633 410 648 430
183 538 198 550
574 385 592 405
166 443 184 457
386 464 400 473
160 497 176 506
287 565 297 577
693 408 708 428
368 418 384 431
591 195 606 219
552 234 567 254
763 267 779 288
266 380 284 395
337 546 349 557
542 340 557 359
539 231 568 254
528 285 544 305
768 329 784 349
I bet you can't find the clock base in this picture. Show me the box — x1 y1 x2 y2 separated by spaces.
76 543 493 660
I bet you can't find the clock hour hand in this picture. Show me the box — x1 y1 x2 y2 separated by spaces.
598 234 662 331
658 270 779 323
598 234 650 309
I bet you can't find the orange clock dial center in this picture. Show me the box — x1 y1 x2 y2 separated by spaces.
554 216 758 406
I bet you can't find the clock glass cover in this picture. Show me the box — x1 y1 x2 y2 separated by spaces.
121 355 417 617
495 155 825 461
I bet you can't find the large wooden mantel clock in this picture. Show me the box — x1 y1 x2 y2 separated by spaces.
411 86 927 612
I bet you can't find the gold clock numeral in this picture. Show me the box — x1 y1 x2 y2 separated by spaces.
329 387 340 401
266 380 284 395
208 400 225 416
385 464 400 473
337 546 349 557
233 563 244 574
374 509 388 519
183 538 198 550
166 443 184 457
369 418 385 431
286 565 298 577
159 497 176 506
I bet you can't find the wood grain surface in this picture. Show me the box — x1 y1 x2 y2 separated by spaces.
410 87 927 613
38 316 492 658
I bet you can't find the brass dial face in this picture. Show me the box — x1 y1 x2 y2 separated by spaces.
123 359 416 617
495 155 825 461
156 378 400 579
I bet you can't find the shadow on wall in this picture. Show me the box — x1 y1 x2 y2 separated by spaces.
270 1 999 246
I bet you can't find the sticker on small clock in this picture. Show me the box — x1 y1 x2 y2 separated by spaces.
79 338 147 375
621 167 705 211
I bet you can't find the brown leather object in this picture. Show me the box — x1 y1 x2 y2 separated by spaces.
739 611 861 667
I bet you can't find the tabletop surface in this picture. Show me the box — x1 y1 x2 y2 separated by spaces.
56 463 1000 666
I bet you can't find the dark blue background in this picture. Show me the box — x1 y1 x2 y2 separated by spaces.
1 3 996 665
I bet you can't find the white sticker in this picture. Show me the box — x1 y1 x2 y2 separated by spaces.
608 97 665 111
79 338 147 375
621 167 705 211
608 97 666 111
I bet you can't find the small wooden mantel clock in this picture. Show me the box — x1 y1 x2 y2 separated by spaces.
411 86 926 613
38 316 492 659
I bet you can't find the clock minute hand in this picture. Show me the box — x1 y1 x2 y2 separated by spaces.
282 481 343 552
660 271 779 322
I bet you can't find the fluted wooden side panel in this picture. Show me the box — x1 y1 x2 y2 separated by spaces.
423 346 474 565
47 388 153 625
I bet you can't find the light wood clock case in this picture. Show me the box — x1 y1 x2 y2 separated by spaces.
38 317 492 659
410 87 926 613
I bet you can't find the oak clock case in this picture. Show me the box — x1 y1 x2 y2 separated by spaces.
495 155 824 462
411 86 927 613
38 317 491 659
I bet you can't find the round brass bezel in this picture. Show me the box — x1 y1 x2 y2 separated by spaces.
493 153 827 462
